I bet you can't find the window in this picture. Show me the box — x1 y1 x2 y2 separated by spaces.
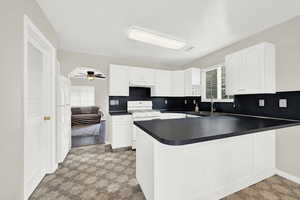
71 86 95 107
202 64 233 102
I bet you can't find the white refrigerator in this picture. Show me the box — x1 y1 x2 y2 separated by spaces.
56 75 72 163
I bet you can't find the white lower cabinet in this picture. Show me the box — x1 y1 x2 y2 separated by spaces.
136 129 275 200
109 115 133 149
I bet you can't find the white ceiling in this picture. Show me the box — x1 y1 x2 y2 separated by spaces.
37 0 300 67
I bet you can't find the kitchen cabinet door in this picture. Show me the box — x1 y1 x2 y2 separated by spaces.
129 67 155 86
225 42 275 95
225 52 241 95
239 46 265 94
171 71 185 96
184 68 201 96
109 65 129 96
153 70 172 96
110 115 133 149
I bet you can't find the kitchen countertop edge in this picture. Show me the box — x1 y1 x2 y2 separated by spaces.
134 118 300 146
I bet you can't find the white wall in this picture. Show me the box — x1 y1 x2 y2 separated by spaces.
185 15 300 180
187 15 300 93
25 0 59 48
0 1 24 199
0 0 59 199
276 126 300 178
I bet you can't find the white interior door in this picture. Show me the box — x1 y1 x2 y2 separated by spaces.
24 15 57 200
56 77 65 163
64 79 72 151
24 41 47 199
56 76 71 163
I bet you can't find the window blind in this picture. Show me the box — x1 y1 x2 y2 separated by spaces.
206 69 218 99
71 86 95 107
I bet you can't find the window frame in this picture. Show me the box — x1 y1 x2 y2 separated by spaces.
201 64 234 103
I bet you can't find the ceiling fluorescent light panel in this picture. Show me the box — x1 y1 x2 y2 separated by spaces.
128 26 186 50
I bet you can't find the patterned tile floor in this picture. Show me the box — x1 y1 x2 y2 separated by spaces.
30 145 300 200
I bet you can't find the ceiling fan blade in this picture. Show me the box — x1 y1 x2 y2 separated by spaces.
77 72 87 75
95 74 106 79
72 75 85 78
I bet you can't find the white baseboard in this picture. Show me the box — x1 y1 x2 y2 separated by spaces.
275 169 300 184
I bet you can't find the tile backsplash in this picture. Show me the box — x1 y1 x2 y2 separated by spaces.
152 97 201 111
109 91 300 120
109 96 201 112
199 91 300 120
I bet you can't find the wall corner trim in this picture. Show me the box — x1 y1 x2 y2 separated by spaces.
275 169 300 184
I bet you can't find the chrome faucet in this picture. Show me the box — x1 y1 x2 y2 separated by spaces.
210 98 214 113
209 78 215 114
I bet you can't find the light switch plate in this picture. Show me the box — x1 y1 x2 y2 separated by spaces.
279 99 287 108
259 99 265 107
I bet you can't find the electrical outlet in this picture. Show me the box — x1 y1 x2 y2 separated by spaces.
259 99 265 107
279 99 287 108
165 100 168 105
184 100 187 105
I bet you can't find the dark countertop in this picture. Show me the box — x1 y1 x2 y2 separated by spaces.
109 111 132 116
161 110 225 117
134 115 300 145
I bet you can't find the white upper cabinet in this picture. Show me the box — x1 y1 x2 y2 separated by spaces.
109 64 129 96
184 68 201 96
129 67 155 86
109 65 202 97
225 52 241 95
226 42 275 95
171 71 185 96
152 70 172 97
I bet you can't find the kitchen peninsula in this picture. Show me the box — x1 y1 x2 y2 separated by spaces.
134 115 300 200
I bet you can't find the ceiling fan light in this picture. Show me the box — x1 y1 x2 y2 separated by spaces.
87 76 95 81
87 71 95 80
128 26 186 50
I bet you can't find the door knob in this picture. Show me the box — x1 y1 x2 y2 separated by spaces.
44 116 51 121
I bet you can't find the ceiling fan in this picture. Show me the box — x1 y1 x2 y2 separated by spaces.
70 67 106 80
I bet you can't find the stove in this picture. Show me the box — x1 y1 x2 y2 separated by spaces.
127 101 161 149
128 101 161 119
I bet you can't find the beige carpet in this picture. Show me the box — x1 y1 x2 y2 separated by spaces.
30 145 300 200
224 175 300 200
